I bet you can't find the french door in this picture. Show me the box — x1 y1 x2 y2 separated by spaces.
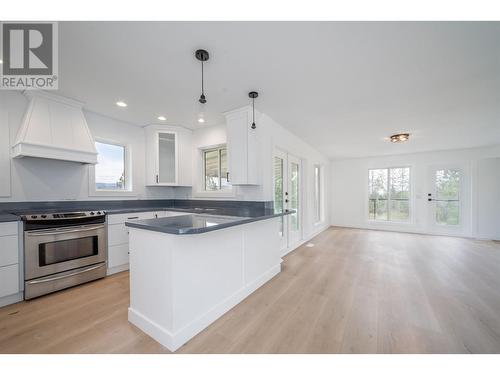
274 149 302 253
427 166 466 236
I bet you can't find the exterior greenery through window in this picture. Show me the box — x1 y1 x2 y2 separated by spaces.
369 167 410 221
435 169 460 225
95 141 126 190
204 146 230 191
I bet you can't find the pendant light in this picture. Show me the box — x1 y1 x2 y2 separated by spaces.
248 91 258 129
195 49 209 104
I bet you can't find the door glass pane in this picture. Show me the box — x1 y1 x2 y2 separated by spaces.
389 167 410 221
435 169 460 225
368 169 388 220
274 157 284 237
290 162 299 231
436 169 460 200
204 149 220 190
436 201 460 225
220 148 230 189
158 133 176 183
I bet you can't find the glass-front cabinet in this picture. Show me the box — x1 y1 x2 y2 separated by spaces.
145 125 192 186
157 131 177 184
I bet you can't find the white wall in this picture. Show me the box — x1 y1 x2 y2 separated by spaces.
476 157 500 240
330 145 500 239
0 91 176 202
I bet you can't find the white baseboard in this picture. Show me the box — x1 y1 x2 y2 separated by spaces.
0 292 23 308
329 223 479 239
128 264 281 352
106 264 129 276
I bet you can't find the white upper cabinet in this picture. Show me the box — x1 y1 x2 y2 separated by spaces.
145 125 192 186
224 106 261 185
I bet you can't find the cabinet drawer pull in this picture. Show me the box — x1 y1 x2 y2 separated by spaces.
127 216 139 220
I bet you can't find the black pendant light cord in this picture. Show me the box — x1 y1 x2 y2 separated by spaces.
248 91 258 129
252 97 256 129
201 60 204 98
195 49 209 104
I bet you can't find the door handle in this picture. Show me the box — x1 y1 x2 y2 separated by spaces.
26 224 104 236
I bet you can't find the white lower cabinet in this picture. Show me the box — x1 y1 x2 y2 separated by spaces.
0 264 19 297
108 243 130 270
106 211 189 275
0 222 21 307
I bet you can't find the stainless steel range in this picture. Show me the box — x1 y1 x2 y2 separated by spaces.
21 211 107 299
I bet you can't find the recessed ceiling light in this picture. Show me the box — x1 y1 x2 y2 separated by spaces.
389 133 410 143
0 59 3 64
116 101 127 108
198 117 205 124
157 116 166 121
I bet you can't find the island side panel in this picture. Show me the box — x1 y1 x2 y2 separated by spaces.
170 227 245 341
128 228 174 346
243 217 281 287
128 217 283 352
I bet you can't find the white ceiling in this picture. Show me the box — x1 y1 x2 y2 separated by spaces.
58 22 500 159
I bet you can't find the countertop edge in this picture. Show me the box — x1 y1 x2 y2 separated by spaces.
125 211 293 235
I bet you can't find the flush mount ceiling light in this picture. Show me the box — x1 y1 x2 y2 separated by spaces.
195 49 209 104
116 101 127 108
157 115 166 121
248 91 258 129
389 133 410 143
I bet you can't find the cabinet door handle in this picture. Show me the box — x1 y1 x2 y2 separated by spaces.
285 199 289 203
226 172 230 182
156 174 159 183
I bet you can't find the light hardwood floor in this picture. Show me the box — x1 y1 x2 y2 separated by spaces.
1 227 500 354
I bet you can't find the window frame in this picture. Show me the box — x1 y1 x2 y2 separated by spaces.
88 138 135 197
313 164 323 224
367 166 412 223
194 144 234 198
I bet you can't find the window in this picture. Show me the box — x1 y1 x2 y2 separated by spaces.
369 167 410 221
95 141 126 191
313 165 321 223
203 146 230 191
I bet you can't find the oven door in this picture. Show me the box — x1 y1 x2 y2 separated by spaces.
24 224 106 280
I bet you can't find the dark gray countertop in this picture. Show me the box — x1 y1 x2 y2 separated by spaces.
125 210 292 235
0 199 278 224
0 213 21 223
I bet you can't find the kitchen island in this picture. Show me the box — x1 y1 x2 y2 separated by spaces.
125 210 290 352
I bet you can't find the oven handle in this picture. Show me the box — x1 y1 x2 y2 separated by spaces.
26 224 105 236
26 263 106 284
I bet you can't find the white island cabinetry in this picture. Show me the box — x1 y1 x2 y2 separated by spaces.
127 217 281 352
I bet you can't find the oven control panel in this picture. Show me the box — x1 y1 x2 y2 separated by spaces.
21 211 106 221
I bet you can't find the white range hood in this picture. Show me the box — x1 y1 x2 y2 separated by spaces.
12 91 98 164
